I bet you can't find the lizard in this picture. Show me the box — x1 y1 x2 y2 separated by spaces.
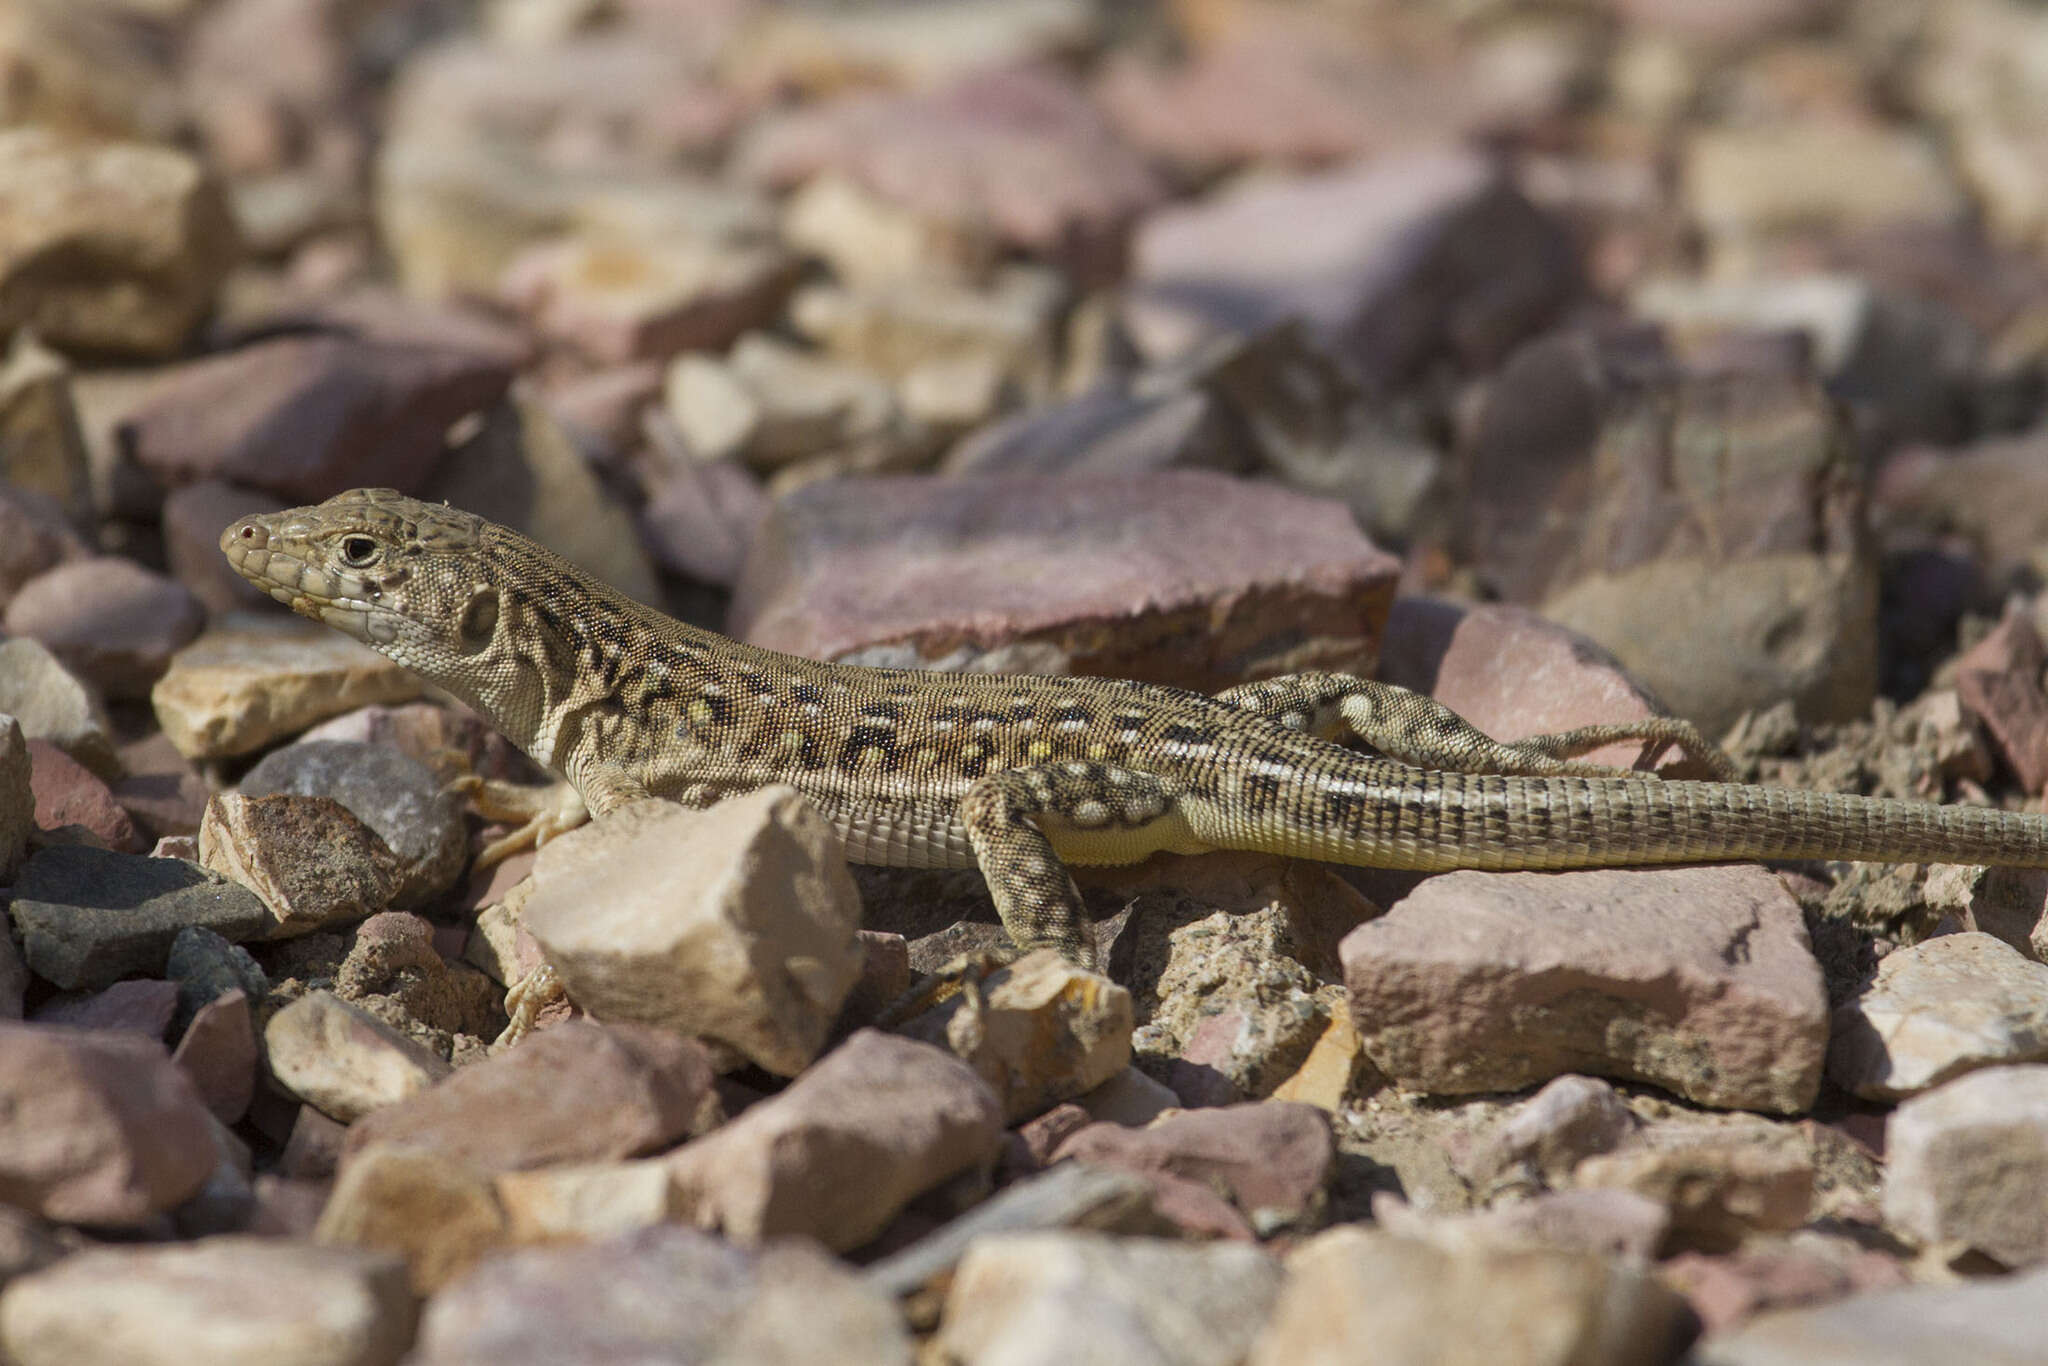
223 488 2048 984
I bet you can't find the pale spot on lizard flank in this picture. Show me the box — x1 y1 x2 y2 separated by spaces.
1072 799 1110 827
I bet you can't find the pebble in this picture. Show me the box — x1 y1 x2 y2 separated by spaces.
897 948 1134 1123
343 1019 720 1176
239 740 468 908
7 846 270 991
1829 932 2048 1100
412 1226 910 1366
0 1022 218 1226
936 1232 1283 1366
199 792 401 935
26 738 140 851
520 789 864 1077
0 347 93 532
0 128 238 356
1246 1226 1689 1366
3 559 205 700
264 989 452 1123
150 614 421 761
664 1030 1003 1251
1573 1125 1814 1249
170 988 257 1125
1883 1063 2048 1268
0 638 119 780
0 1237 414 1366
1468 1074 1638 1190
314 1144 508 1294
1343 866 1828 1114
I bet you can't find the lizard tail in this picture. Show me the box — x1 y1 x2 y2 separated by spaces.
1264 766 2048 872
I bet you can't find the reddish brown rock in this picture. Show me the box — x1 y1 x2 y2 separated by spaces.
1051 1103 1333 1239
0 1022 217 1226
665 1030 1004 1251
30 979 178 1038
118 330 513 502
1662 1236 1912 1337
1343 866 1828 1114
26 740 142 852
1954 607 2048 795
171 988 257 1125
636 453 769 589
4 559 204 700
199 792 401 935
731 472 1399 693
734 64 1165 286
343 1020 721 1177
109 732 212 843
1127 149 1578 386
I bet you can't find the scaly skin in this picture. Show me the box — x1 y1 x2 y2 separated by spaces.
224 488 2048 966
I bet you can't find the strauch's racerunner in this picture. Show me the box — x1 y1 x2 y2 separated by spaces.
224 489 2048 974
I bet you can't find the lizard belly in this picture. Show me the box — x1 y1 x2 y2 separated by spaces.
823 794 975 869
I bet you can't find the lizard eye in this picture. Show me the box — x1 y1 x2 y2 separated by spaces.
339 535 381 568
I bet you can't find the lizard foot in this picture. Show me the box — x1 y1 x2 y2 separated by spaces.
495 962 566 1048
877 947 1021 1027
447 777 590 870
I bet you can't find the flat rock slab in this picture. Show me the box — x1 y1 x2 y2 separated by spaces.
151 614 421 761
1342 866 1828 1114
1829 932 2048 1100
1883 1064 2048 1268
730 471 1399 693
7 846 271 991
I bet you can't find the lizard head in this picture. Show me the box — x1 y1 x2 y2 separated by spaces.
221 488 498 666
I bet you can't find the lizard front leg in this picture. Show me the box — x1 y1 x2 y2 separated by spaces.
958 762 1188 970
1216 674 1736 781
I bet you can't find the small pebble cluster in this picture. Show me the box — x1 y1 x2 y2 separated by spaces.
7 0 2048 1363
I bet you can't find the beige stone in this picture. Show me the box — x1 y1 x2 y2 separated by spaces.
1830 933 2048 1100
151 615 421 761
265 991 451 1123
1884 1063 2048 1267
520 789 863 1077
316 1144 508 1295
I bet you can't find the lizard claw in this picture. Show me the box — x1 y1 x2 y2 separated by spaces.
496 963 566 1047
451 779 590 870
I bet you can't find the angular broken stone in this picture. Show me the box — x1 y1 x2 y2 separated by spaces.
239 740 469 909
7 847 271 991
0 637 118 780
151 614 422 761
0 339 93 527
0 1022 217 1226
171 988 257 1126
1246 1225 1689 1366
897 950 1133 1124
1344 866 1828 1114
4 558 204 701
0 1237 414 1366
264 990 452 1124
27 738 141 851
520 789 864 1077
1883 1063 2048 1268
937 1232 1282 1366
731 471 1399 692
344 1020 720 1177
1829 932 2048 1101
0 128 239 357
200 792 402 936
664 1030 1003 1251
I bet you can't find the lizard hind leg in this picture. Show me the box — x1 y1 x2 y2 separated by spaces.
956 762 1186 972
1219 673 1735 781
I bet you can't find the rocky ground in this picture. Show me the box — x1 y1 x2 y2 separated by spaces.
6 0 2048 1362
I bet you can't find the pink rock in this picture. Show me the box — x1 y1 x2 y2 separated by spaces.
1051 1102 1333 1239
1662 1239 1911 1336
0 1021 217 1225
172 988 257 1125
638 456 768 589
343 1020 720 1176
734 64 1166 285
500 236 797 366
1954 607 2048 794
31 979 180 1038
0 484 88 610
1379 598 1693 775
1343 866 1828 1114
5 559 204 700
665 1030 1004 1251
731 472 1399 695
27 740 142 852
1126 149 1577 384
118 330 514 502
111 731 212 843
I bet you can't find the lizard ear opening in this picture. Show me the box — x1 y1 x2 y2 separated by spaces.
458 586 499 651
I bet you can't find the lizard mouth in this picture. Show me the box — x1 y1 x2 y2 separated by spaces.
220 515 396 645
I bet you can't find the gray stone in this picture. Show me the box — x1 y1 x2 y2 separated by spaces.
240 740 467 908
0 638 118 780
165 926 268 1038
0 714 30 883
7 847 271 991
